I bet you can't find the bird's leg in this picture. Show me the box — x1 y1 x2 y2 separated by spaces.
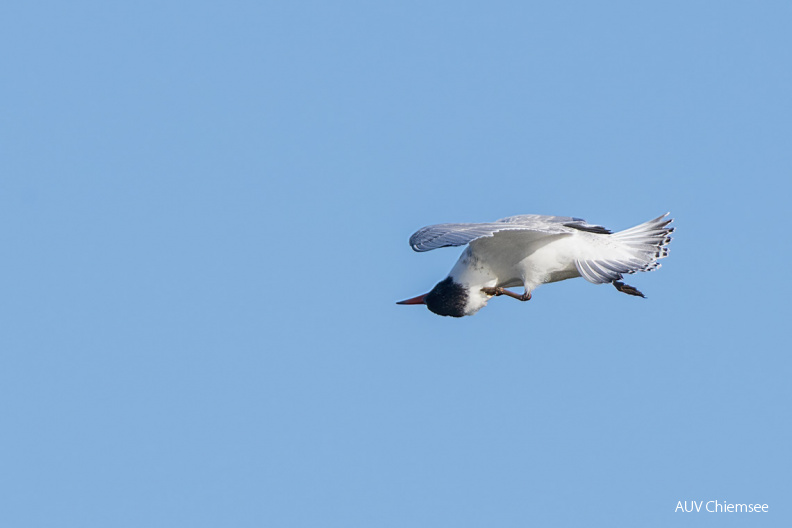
481 287 531 301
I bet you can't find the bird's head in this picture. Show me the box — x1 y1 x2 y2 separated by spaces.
397 277 490 317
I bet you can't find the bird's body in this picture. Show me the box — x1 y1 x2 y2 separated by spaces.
398 213 674 317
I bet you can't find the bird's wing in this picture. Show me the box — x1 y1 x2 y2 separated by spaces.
409 214 611 252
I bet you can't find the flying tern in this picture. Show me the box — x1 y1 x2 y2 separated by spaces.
397 213 674 317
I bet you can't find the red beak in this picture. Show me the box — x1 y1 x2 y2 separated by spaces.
396 293 428 305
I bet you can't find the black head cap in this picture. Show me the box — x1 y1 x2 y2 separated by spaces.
425 277 468 317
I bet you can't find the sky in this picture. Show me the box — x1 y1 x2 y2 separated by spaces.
1 1 791 526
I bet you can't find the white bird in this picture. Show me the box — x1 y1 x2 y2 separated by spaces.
397 213 674 317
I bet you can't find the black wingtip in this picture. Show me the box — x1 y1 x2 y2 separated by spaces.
563 222 612 234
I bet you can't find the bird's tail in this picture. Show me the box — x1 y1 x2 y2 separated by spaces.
574 213 674 296
609 213 674 271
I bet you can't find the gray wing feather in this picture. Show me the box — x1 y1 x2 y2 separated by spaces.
575 257 657 284
409 214 609 252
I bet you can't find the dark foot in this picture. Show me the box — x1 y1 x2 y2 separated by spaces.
514 290 531 301
613 281 645 298
482 287 531 301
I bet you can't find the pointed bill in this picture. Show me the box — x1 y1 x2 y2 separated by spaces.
396 293 428 305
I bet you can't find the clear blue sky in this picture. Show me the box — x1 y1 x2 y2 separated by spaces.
2 1 790 526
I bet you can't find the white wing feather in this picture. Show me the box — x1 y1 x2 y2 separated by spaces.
409 214 609 252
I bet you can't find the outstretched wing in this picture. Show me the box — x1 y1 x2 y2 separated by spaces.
408 214 610 252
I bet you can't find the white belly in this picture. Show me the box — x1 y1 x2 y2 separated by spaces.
518 237 581 290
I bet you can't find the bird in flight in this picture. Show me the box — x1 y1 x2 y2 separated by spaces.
397 213 674 317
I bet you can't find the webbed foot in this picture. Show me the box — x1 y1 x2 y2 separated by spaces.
613 281 645 298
